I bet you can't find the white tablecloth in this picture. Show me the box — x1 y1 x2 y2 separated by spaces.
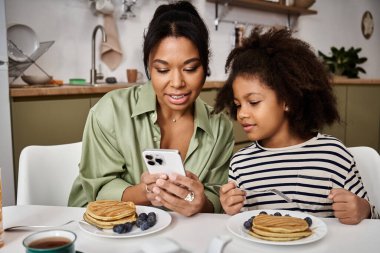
2 205 380 253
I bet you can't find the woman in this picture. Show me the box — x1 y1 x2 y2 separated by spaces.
68 1 234 216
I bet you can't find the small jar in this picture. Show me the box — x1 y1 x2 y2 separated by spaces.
234 25 245 48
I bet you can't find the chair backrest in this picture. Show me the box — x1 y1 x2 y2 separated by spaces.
17 142 82 206
348 146 380 210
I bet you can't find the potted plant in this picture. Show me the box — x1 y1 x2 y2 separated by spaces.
318 46 367 78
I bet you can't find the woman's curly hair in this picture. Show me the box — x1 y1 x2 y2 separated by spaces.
214 27 340 138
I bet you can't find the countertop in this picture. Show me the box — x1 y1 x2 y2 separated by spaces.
9 79 380 98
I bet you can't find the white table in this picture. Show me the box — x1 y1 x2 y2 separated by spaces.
2 205 380 253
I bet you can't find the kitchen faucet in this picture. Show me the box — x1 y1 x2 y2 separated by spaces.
90 25 107 85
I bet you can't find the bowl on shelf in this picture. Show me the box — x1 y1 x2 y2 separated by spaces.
294 0 316 9
21 75 53 85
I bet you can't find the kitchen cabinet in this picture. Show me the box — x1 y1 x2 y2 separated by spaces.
323 83 380 153
322 85 347 142
11 94 103 181
345 85 380 151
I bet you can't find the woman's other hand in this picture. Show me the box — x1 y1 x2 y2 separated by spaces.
141 172 167 207
152 171 211 216
329 188 371 225
220 181 246 215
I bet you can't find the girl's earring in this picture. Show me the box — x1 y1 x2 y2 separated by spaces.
285 106 289 112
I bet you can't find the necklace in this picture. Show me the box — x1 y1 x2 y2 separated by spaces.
171 114 183 123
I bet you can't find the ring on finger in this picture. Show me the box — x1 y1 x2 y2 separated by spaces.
184 191 195 202
145 184 153 194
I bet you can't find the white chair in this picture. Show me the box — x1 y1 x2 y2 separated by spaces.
348 146 380 210
17 142 82 206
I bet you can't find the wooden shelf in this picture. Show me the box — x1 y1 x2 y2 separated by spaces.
207 0 317 15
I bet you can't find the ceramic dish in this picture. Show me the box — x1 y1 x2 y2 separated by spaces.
78 206 172 238
7 24 39 62
21 75 52 85
227 209 327 246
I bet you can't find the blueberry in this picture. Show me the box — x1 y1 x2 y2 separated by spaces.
124 222 133 232
243 220 252 230
138 213 148 221
147 215 157 227
248 216 255 223
304 217 313 226
274 212 282 216
285 214 290 217
140 220 150 231
113 224 126 234
259 211 267 215
136 219 143 228
148 212 156 219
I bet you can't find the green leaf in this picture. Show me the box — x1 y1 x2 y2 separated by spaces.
318 46 367 77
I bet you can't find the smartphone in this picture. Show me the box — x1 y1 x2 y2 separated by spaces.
142 149 186 176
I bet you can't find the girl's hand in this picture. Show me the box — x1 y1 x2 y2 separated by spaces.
152 171 209 216
220 181 246 215
328 188 371 224
140 172 167 207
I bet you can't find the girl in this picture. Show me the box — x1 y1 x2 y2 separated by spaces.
214 28 377 224
69 1 234 216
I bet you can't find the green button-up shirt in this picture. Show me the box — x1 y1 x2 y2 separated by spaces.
68 83 234 213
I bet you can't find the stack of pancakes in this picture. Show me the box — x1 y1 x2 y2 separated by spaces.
249 214 312 241
83 200 137 229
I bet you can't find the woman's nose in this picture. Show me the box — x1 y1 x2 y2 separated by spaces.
171 71 185 88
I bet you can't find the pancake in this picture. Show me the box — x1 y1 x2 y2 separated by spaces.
83 212 137 229
252 227 312 238
86 200 136 221
252 214 309 233
248 230 304 242
248 213 313 242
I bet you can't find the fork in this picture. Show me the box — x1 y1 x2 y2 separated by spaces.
78 220 103 231
246 188 292 203
212 184 292 203
4 220 76 231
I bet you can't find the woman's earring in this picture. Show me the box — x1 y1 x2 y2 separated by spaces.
285 106 289 112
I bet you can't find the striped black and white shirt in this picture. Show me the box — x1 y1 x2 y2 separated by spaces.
229 133 372 218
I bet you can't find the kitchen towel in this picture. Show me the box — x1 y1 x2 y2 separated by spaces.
101 14 123 70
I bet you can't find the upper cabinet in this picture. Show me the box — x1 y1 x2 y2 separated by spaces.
207 0 317 15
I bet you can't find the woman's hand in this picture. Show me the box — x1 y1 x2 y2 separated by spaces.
328 188 371 225
140 172 167 207
220 181 246 215
152 171 211 216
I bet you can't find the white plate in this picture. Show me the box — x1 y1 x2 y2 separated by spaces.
226 209 327 246
7 24 39 62
78 206 172 238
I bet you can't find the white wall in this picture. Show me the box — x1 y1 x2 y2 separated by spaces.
5 0 380 84
297 0 380 79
